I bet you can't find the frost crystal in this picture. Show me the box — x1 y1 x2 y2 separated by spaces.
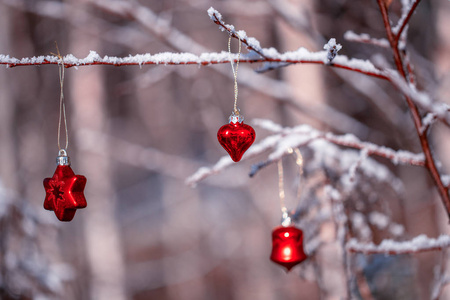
323 38 342 63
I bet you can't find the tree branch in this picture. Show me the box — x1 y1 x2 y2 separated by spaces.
394 0 421 42
377 0 450 220
347 234 450 255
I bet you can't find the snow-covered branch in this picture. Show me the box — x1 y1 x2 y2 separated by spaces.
0 51 251 68
344 31 390 48
392 0 421 40
208 7 388 80
377 0 450 219
387 71 450 125
251 119 425 168
347 234 450 254
0 46 388 83
186 119 425 186
208 7 268 59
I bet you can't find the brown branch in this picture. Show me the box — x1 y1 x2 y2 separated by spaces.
1 58 256 68
0 54 389 81
377 0 450 220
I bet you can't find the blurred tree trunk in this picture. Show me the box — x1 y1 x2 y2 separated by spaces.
69 1 126 299
0 5 17 191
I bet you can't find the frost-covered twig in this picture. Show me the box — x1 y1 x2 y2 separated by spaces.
323 38 342 63
325 185 352 298
431 250 450 300
347 234 450 254
251 119 425 170
346 149 369 183
387 71 450 125
208 7 268 60
432 276 450 300
420 113 438 134
392 0 421 41
344 31 390 48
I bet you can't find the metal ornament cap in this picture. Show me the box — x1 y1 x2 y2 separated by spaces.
217 112 255 162
270 226 308 271
56 149 70 166
43 155 87 222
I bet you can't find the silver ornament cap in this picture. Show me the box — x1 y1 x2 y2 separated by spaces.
56 149 71 166
281 211 292 227
229 109 244 124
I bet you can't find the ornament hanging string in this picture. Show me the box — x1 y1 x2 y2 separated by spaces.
56 48 68 153
228 32 242 115
277 159 288 217
290 147 304 199
277 148 305 226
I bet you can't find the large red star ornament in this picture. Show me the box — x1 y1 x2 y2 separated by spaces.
43 165 87 222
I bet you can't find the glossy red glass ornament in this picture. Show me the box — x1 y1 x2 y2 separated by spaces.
217 120 255 162
44 164 87 222
270 226 307 271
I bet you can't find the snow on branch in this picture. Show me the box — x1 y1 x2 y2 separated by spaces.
252 118 425 167
392 0 421 39
347 234 450 254
208 7 268 59
0 47 387 81
0 51 249 68
344 31 390 48
208 7 387 80
186 119 425 186
387 71 450 125
323 38 342 63
0 7 388 82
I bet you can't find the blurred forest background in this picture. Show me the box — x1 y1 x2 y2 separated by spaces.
1 0 450 299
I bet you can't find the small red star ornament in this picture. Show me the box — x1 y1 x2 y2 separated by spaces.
270 226 307 271
217 112 255 162
43 151 87 222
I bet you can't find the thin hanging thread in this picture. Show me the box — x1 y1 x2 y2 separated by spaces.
278 148 305 215
278 160 287 215
56 46 68 152
228 33 241 115
292 148 304 199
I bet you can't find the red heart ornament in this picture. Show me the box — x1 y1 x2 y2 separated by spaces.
217 120 256 162
270 226 307 271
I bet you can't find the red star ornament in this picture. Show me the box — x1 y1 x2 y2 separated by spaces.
217 113 255 162
270 226 307 271
44 163 87 222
